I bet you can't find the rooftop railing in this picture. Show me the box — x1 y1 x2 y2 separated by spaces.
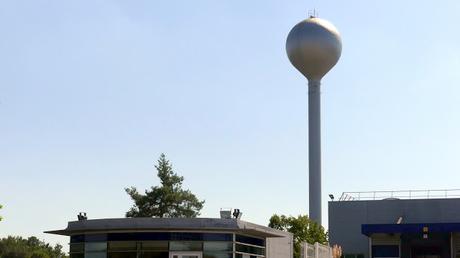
338 189 460 201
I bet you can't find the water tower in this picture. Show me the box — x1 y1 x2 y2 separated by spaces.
286 16 342 225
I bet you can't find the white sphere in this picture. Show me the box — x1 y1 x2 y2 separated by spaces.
286 17 342 81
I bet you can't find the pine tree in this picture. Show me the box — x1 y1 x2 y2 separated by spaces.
125 153 205 218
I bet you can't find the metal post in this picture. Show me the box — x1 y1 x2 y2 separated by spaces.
301 243 306 258
308 80 322 225
369 237 372 258
314 243 319 258
232 234 236 258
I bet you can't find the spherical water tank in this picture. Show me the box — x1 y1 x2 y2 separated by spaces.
286 17 342 81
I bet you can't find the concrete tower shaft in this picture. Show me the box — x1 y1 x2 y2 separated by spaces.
308 80 321 224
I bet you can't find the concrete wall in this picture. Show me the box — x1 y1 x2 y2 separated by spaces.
266 233 293 258
328 198 460 258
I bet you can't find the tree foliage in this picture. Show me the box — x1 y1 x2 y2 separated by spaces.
0 204 3 221
125 153 205 218
0 236 67 258
268 214 328 258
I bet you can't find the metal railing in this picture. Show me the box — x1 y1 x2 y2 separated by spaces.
338 189 460 201
301 242 332 258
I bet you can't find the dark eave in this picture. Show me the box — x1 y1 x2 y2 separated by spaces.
45 218 290 238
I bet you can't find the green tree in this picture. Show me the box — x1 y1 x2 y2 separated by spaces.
268 214 328 258
0 204 3 221
26 236 41 248
125 153 205 218
51 244 64 258
0 236 66 258
29 250 51 258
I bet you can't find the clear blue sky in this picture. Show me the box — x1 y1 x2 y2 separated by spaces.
2 0 460 250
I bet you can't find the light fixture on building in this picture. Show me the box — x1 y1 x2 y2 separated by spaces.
329 194 335 201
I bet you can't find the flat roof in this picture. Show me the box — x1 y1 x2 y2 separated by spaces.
338 189 460 201
45 217 291 238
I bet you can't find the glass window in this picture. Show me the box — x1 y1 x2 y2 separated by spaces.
108 241 137 252
372 245 399 258
202 234 233 242
86 234 108 242
142 252 169 258
70 243 85 253
169 241 202 251
86 242 107 252
85 252 107 258
109 233 170 242
170 233 203 241
235 254 251 258
235 244 264 256
141 241 169 251
235 235 264 247
170 233 232 241
71 235 85 243
204 252 233 258
106 233 232 242
108 252 137 258
70 254 84 258
203 242 233 252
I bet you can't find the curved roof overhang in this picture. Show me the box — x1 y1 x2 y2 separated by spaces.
45 218 291 238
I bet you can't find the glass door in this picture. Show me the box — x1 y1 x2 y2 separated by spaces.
169 251 202 258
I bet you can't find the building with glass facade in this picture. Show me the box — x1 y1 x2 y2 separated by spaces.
45 218 293 258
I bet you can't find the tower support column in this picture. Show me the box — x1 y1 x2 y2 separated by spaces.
308 80 322 225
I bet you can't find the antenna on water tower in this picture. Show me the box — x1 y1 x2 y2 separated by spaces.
286 16 342 225
307 9 318 18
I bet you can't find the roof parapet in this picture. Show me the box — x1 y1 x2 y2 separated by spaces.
338 189 460 201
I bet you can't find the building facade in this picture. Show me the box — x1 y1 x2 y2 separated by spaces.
46 218 293 258
328 191 460 258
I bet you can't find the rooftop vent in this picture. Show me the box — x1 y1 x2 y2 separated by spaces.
220 208 232 219
220 208 242 220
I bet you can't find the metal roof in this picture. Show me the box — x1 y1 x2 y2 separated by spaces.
45 217 291 238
